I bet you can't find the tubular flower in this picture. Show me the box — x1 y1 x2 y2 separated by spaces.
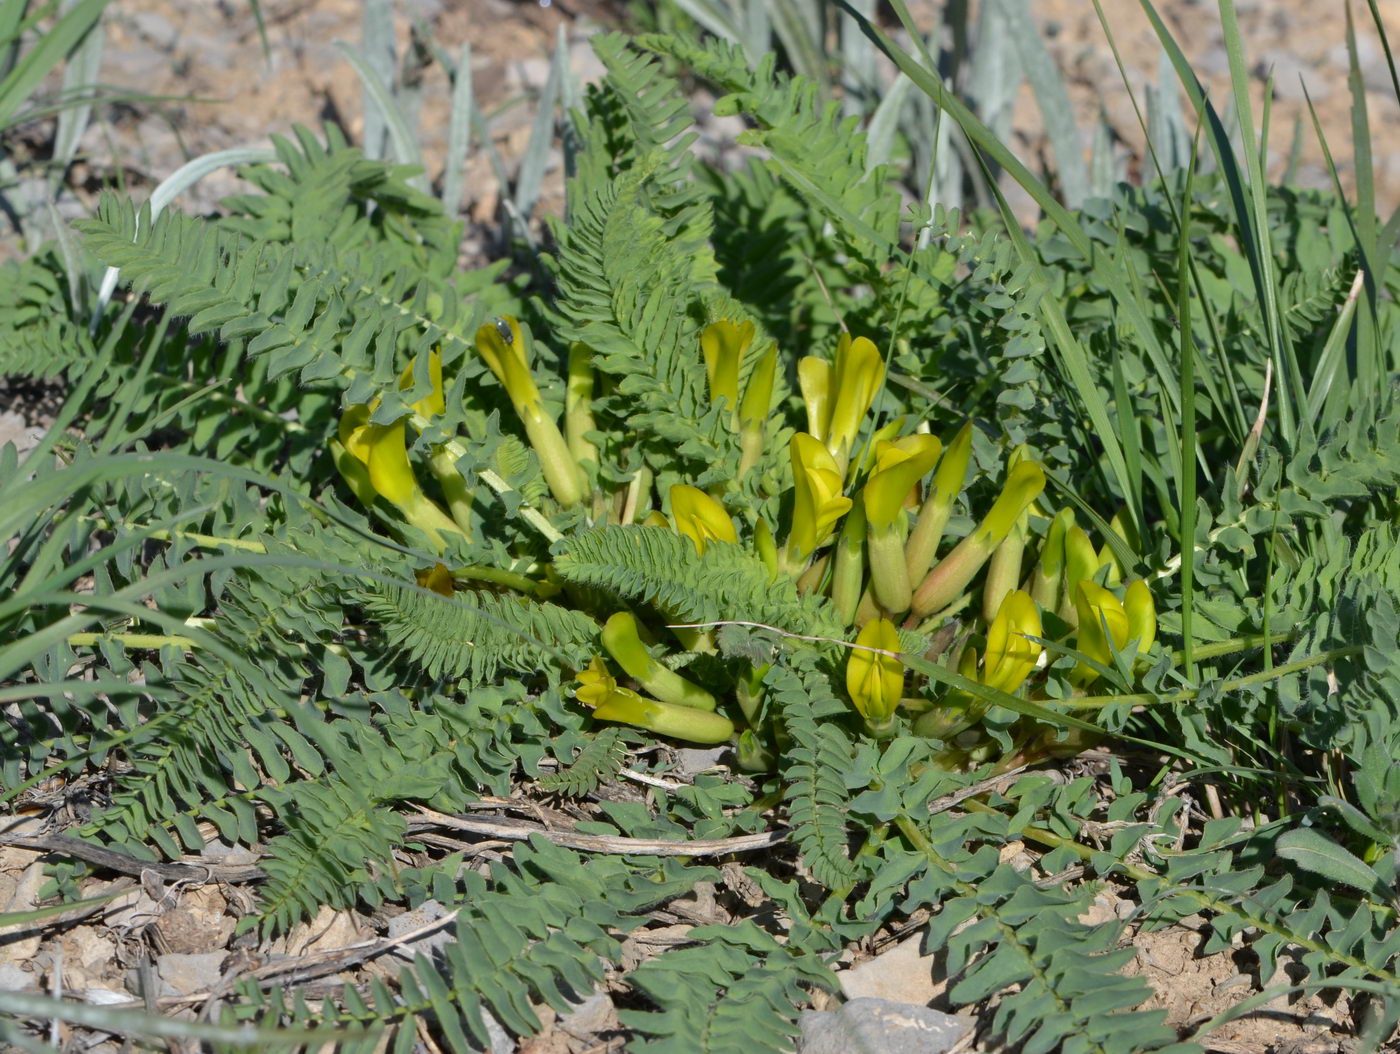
474 316 587 507
910 459 1046 618
574 657 734 744
846 617 904 733
905 421 972 582
737 340 779 479
826 333 885 470
1029 507 1074 611
670 485 737 556
1071 581 1130 685
981 590 1042 696
863 434 942 614
797 357 831 441
700 319 753 409
797 334 885 472
862 435 943 531
398 348 445 418
1124 579 1157 656
601 611 717 711
787 432 853 563
337 405 464 551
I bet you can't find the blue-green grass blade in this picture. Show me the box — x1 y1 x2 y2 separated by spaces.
1344 3 1382 399
1365 0 1400 104
46 0 104 198
358 0 394 161
442 41 473 218
1297 83 1370 427
1214 0 1299 444
1003 0 1087 206
513 23 564 224
772 0 827 90
856 0 1184 434
1176 117 1200 680
338 41 426 190
840 0 878 119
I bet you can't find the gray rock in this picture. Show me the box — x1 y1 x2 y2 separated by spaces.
798 998 969 1054
130 11 178 51
0 963 37 992
558 990 615 1038
675 747 727 776
155 951 225 996
387 899 455 960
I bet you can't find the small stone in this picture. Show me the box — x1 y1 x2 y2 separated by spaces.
838 935 940 1006
558 990 616 1038
387 899 455 960
0 963 37 992
0 861 47 964
798 998 970 1054
129 11 178 50
155 951 225 996
675 747 727 776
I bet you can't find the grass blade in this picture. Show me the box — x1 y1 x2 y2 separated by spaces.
513 23 564 224
46 0 103 198
359 0 395 161
441 41 473 218
0 0 108 130
337 41 427 190
1003 0 1088 206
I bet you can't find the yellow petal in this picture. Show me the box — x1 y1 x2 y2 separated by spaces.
982 590 1042 696
670 484 737 555
797 357 831 441
790 432 852 558
365 419 420 506
474 315 542 414
862 434 942 530
827 334 884 462
846 617 903 725
700 319 753 408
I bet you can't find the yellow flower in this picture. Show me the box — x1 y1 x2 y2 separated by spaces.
474 315 542 416
1072 581 1129 685
862 434 943 531
670 485 737 555
788 432 853 561
1124 579 1157 655
981 590 1042 696
700 319 753 409
398 348 445 418
574 657 733 744
846 617 904 731
826 333 885 468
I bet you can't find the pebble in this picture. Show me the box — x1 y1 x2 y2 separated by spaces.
798 998 970 1054
838 934 940 1006
387 898 456 960
155 950 225 996
0 963 37 992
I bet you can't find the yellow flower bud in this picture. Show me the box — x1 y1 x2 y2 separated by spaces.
788 432 853 562
574 657 733 744
398 348 445 418
700 319 753 409
982 590 1042 696
826 334 884 466
1072 581 1129 685
670 485 737 555
846 617 904 731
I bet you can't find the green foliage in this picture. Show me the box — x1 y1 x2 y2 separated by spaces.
358 580 598 685
6 11 1400 1054
555 524 828 633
